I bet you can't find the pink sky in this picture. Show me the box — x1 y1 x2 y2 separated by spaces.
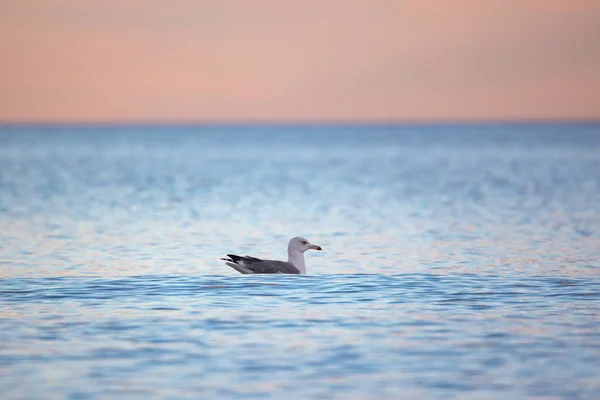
2 0 600 122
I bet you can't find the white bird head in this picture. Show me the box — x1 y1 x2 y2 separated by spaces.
288 236 322 253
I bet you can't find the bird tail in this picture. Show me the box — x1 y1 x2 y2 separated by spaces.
224 261 253 274
221 254 253 274
222 254 244 263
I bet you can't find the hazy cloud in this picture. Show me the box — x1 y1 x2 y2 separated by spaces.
1 0 599 121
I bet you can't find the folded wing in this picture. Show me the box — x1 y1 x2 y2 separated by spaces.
221 254 300 274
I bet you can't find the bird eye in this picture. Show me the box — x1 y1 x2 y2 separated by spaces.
301 241 307 245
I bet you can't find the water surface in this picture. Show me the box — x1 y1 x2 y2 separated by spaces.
1 124 599 399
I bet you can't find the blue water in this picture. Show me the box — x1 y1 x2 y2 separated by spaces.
1 123 599 399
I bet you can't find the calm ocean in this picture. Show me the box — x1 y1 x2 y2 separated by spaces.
1 123 599 399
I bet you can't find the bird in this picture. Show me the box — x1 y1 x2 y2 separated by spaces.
221 236 322 274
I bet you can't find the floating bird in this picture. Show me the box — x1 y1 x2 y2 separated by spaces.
222 236 322 274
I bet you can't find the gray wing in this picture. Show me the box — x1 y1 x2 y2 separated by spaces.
222 254 300 274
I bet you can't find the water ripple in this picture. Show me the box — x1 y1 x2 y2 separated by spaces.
2 125 600 399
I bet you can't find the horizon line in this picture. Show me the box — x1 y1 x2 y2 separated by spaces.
1 117 599 127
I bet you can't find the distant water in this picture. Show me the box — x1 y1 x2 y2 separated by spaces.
1 123 599 399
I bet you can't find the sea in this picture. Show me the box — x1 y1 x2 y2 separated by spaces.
1 123 599 399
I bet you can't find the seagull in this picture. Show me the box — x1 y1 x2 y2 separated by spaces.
221 236 322 274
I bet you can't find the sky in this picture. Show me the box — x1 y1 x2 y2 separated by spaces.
1 0 600 123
